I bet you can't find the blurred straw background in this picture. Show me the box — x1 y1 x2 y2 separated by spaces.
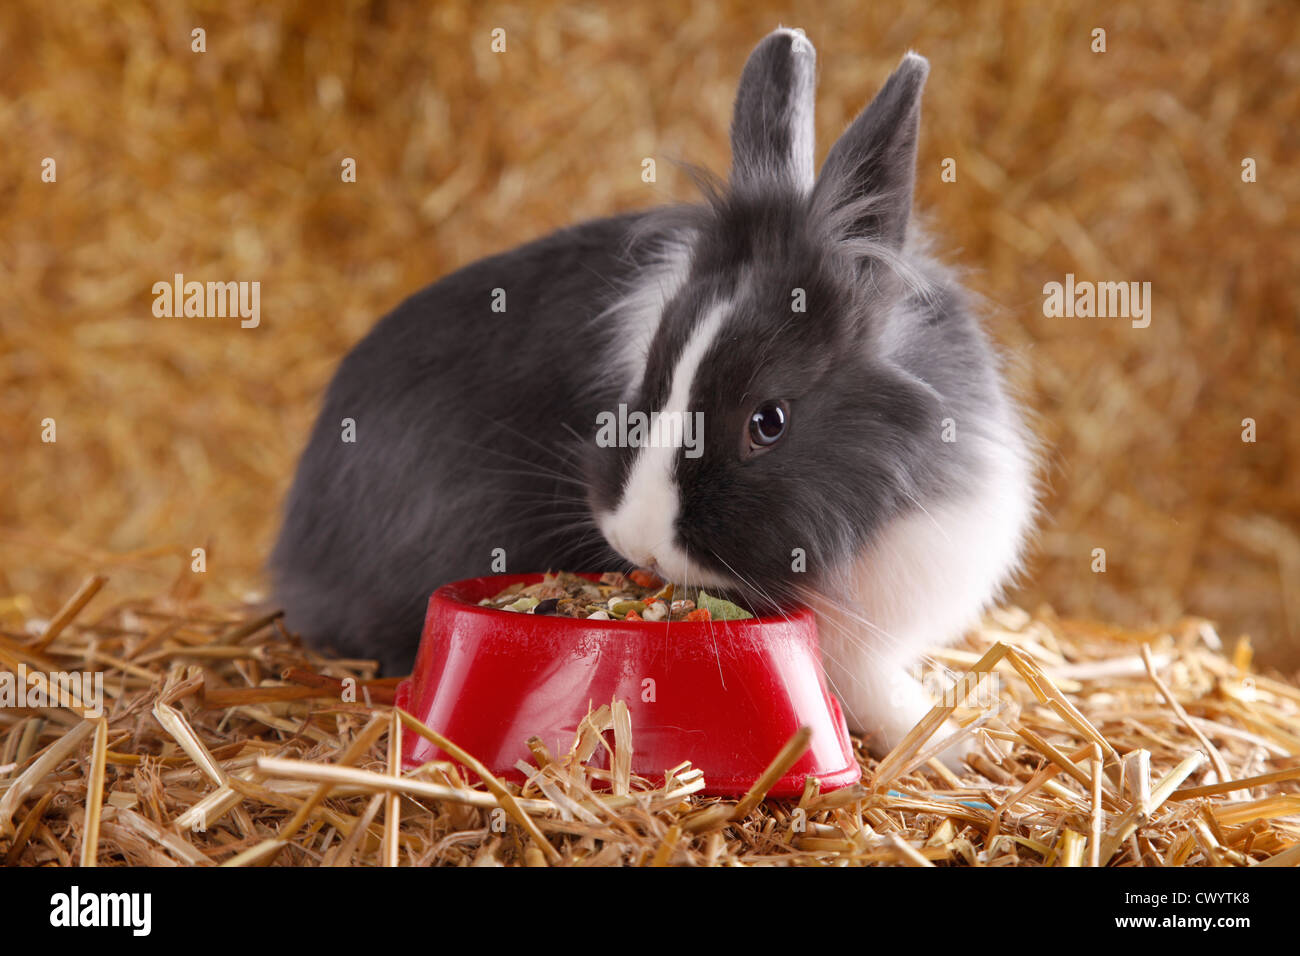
1 0 1297 666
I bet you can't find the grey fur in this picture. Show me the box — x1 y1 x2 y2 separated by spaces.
730 27 818 192
270 33 1035 708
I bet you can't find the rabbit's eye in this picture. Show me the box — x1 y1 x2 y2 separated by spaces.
747 400 788 451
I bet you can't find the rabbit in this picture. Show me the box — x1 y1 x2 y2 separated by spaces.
269 27 1037 763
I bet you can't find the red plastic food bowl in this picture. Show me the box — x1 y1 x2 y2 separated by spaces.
394 573 861 797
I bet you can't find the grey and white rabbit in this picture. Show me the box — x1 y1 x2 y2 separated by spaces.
270 28 1037 758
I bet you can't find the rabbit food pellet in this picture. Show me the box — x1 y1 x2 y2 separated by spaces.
478 570 754 622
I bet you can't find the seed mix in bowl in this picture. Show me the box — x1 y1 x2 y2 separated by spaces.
478 570 754 622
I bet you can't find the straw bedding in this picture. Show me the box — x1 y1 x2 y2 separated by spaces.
2 0 1297 670
2 573 1297 867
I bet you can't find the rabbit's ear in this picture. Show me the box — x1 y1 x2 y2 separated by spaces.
730 28 817 194
813 52 928 250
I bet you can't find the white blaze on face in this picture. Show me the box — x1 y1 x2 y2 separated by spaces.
599 300 733 587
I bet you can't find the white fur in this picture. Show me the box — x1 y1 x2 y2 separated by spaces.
816 422 1036 760
599 300 733 587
